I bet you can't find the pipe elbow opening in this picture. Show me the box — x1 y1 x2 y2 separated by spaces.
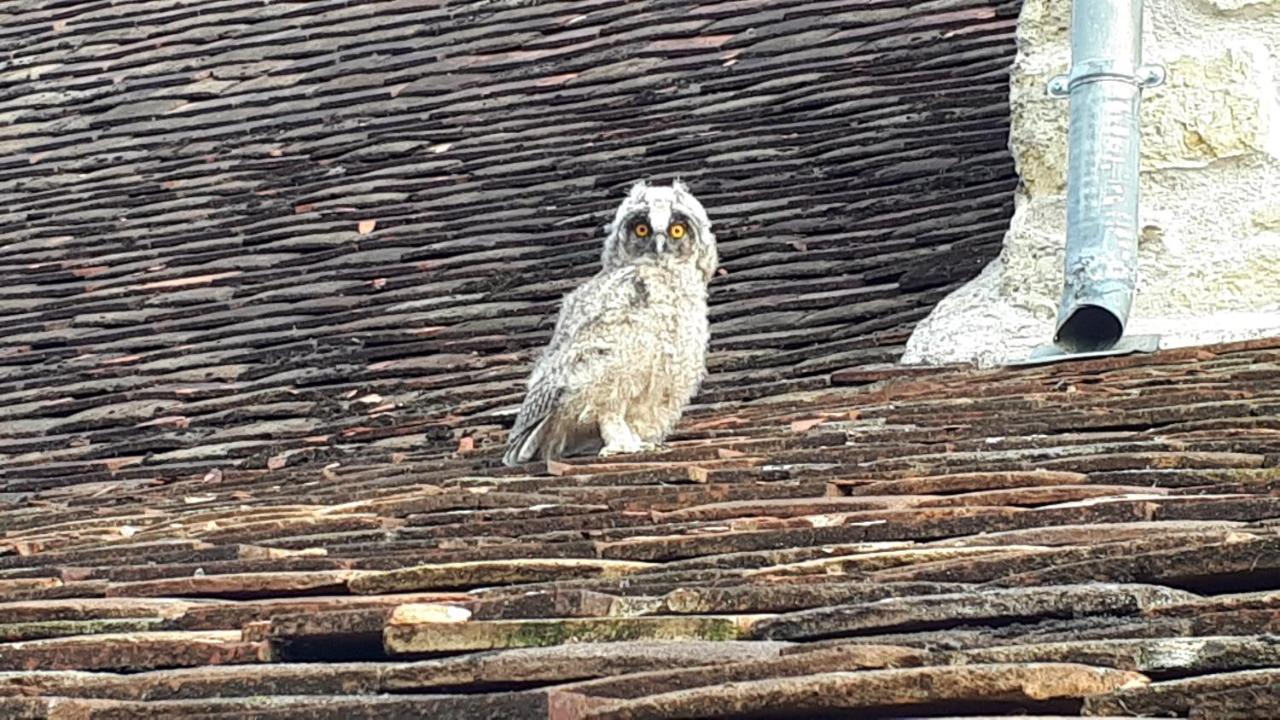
1055 305 1124 354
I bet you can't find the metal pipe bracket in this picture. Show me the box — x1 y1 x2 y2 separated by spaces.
1048 60 1166 98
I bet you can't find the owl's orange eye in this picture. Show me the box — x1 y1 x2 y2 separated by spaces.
634 223 650 238
669 223 687 240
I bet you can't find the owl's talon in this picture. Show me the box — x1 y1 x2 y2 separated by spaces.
598 440 655 458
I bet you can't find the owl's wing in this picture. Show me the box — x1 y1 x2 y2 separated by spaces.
502 267 649 466
502 377 563 467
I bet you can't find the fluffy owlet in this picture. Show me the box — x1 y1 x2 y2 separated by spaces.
503 180 718 467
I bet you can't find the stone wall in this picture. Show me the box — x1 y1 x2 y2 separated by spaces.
903 0 1280 367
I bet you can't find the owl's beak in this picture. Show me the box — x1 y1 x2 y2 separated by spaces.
653 234 667 254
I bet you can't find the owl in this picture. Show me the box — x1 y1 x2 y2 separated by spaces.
502 179 718 467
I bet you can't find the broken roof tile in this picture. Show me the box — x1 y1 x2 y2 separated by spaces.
383 614 770 654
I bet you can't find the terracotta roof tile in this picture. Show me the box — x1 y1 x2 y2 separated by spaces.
8 339 1278 713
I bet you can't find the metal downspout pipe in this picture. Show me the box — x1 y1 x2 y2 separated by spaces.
1046 0 1165 355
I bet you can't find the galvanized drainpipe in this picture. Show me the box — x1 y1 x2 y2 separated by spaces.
1047 0 1164 354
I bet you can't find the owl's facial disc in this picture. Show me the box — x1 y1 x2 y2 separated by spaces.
627 204 698 258
603 180 715 280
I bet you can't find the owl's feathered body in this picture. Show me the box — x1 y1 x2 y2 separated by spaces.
503 180 717 467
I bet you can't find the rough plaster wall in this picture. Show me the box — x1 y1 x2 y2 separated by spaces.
903 0 1280 367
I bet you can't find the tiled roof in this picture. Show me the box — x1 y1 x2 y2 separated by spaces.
1 0 1020 499
6 0 1280 718
6 339 1280 717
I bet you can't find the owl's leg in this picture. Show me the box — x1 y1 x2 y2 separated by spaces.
597 414 654 457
